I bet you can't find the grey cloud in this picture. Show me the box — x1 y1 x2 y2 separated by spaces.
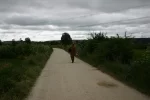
1 0 149 15
4 15 49 26
0 0 53 13
66 0 150 12
0 0 150 41
95 17 150 27
3 10 150 29
0 31 17 34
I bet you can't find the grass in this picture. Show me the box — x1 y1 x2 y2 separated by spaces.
0 48 53 100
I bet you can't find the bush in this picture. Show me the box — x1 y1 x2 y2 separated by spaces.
90 32 107 41
106 38 133 64
93 41 109 62
0 44 53 100
128 47 150 93
0 44 52 59
0 45 16 58
32 44 50 54
78 33 133 64
15 44 32 56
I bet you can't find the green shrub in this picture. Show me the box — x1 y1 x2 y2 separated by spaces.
78 34 133 64
129 47 150 93
106 38 133 64
0 44 52 59
14 44 31 56
0 44 53 100
0 45 16 58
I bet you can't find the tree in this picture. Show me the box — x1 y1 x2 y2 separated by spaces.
20 38 23 42
61 32 72 45
25 37 31 44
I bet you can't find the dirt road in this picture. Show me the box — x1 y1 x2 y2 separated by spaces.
26 48 149 100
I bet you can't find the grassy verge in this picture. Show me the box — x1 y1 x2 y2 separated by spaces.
0 46 53 100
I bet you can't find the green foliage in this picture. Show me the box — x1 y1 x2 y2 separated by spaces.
25 37 31 44
102 38 133 63
133 49 144 61
32 44 51 54
0 45 16 58
78 32 133 64
90 32 107 41
50 41 60 45
61 32 72 45
0 43 51 59
0 44 53 100
128 47 150 93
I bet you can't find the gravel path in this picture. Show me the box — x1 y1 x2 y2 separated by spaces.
26 48 150 100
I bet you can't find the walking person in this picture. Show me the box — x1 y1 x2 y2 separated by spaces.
69 43 77 63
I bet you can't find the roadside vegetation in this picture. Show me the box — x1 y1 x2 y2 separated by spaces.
0 38 53 100
54 32 150 96
75 32 150 96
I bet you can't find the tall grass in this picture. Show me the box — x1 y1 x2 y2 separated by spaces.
0 43 53 100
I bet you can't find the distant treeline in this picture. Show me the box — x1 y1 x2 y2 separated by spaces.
1 38 150 46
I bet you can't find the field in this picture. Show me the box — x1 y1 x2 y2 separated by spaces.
0 41 53 100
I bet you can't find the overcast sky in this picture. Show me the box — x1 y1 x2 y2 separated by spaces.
0 0 150 41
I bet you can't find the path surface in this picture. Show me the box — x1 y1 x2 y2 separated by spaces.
26 48 150 100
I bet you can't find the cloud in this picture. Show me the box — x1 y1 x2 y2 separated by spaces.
66 0 150 12
0 0 150 41
4 15 48 26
